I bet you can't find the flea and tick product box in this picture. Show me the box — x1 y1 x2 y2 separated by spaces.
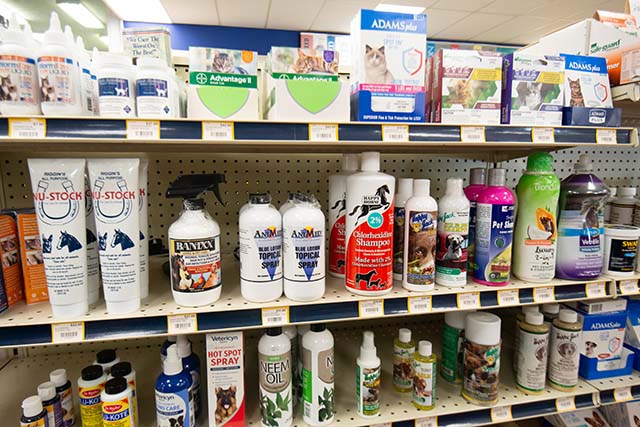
300 33 351 73
561 54 613 108
593 10 639 36
350 9 427 122
267 46 340 75
575 297 628 314
13 210 47 304
500 53 565 125
619 46 640 84
0 214 22 307
546 409 612 427
624 297 640 347
574 307 626 361
432 49 502 125
600 400 640 427
122 27 172 66
206 331 244 427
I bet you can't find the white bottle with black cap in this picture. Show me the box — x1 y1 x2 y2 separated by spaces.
49 369 74 427
393 178 414 281
20 395 48 427
101 377 134 427
109 362 138 426
95 349 119 376
38 382 63 427
302 323 334 426
240 192 283 302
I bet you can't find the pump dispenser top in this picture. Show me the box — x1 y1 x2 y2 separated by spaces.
359 331 378 361
574 154 593 172
166 174 226 208
164 345 182 375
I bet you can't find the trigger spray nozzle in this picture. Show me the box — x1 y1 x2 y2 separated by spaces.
165 174 226 206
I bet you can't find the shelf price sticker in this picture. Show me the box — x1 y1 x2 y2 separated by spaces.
408 296 432 314
309 123 338 141
8 118 46 139
167 314 198 334
457 292 480 310
490 406 512 422
51 322 85 344
614 386 633 402
532 127 554 143
596 128 617 144
497 289 519 306
619 279 639 295
533 286 555 303
555 396 576 412
371 423 391 427
460 126 485 143
203 121 234 141
126 120 160 140
359 299 384 318
586 281 607 298
261 306 290 326
415 417 438 427
382 124 409 142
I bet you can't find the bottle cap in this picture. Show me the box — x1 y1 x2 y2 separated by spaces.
618 187 637 197
249 192 271 204
445 311 469 329
525 311 544 326
559 309 578 323
523 305 540 314
360 152 380 172
418 340 432 357
574 154 593 172
43 13 66 46
176 334 192 358
610 187 617 197
137 56 166 69
465 312 501 346
37 382 57 401
310 323 326 332
398 328 411 343
96 349 117 364
81 365 104 381
487 168 506 187
110 362 132 378
397 178 413 196
94 51 132 67
445 177 464 193
104 377 127 395
342 154 359 172
526 152 554 172
3 13 24 45
266 327 282 336
360 330 377 361
76 35 86 50
49 369 68 387
164 345 183 376
413 179 430 196
22 396 43 418
542 303 559 314
469 168 487 186
63 25 74 47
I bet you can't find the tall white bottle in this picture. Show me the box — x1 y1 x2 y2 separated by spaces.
393 178 414 281
356 331 381 418
328 154 359 278
403 179 438 292
345 152 395 296
258 328 293 427
302 324 335 426
436 178 470 287
76 36 95 116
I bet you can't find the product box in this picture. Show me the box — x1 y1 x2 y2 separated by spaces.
300 32 351 73
561 54 613 108
0 214 20 311
600 398 640 426
206 331 244 427
625 297 640 348
268 47 339 75
13 210 47 304
546 409 612 427
425 56 433 122
432 49 502 125
350 9 427 122
122 27 172 66
574 307 626 361
501 53 565 125
187 47 259 120
627 0 640 26
593 10 638 36
602 43 640 86
574 297 628 314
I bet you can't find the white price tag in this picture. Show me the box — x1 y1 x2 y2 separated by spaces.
359 299 384 318
532 127 555 143
203 121 234 140
490 406 512 422
167 314 198 334
555 396 576 412
126 120 159 140
415 417 438 427
408 296 432 314
497 289 519 306
620 279 639 295
586 281 607 298
309 123 338 141
382 124 409 142
8 118 45 138
371 423 391 427
596 128 616 144
533 286 555 303
614 386 633 402
51 322 84 344
460 126 485 142
457 292 480 310
261 307 290 326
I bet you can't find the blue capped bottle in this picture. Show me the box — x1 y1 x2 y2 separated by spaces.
155 344 194 427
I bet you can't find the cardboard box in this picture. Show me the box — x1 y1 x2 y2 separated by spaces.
625 297 640 347
15 211 48 304
575 297 627 314
268 47 339 75
561 106 622 127
0 214 22 307
122 27 172 66
627 0 640 26
570 306 626 361
600 400 640 427
206 331 244 427
546 408 612 427
561 54 613 108
300 33 351 73
593 10 638 36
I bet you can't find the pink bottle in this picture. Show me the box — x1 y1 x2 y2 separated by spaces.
464 168 487 279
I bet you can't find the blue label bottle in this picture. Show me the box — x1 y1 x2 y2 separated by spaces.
156 344 194 427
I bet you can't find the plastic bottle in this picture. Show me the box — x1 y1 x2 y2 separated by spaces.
279 193 297 216
634 198 640 228
37 12 82 116
156 345 194 427
604 187 617 223
21 395 49 427
436 178 470 287
90 47 99 115
356 331 381 418
110 362 138 427
75 36 94 116
412 340 437 410
512 153 561 282
610 187 637 225
403 179 438 292
240 193 283 302
302 323 335 426
136 57 175 117
95 52 136 117
0 14 39 115
556 155 609 280
101 377 134 427
393 178 414 281
49 369 74 427
77 365 106 427
515 311 549 395
392 328 415 392
462 312 501 406
473 169 515 286
296 324 310 405
465 168 487 278
283 194 325 301
441 311 471 384
160 336 177 362
328 154 359 278
95 349 120 376
38 382 63 427
258 328 293 427
513 306 540 374
548 309 582 392
283 326 299 408
345 152 395 296
177 335 202 421
542 303 560 326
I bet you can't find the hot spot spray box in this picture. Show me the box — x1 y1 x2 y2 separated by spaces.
350 9 427 122
206 331 244 427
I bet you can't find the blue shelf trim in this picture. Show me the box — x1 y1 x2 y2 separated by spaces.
84 316 166 340
599 384 640 404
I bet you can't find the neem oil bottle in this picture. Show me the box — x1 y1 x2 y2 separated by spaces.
345 152 395 296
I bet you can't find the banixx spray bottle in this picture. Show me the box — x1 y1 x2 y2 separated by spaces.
177 335 202 421
356 331 381 418
436 178 470 287
302 324 335 426
345 152 395 295
512 152 560 282
156 344 194 427
258 328 293 427
473 169 515 286
393 178 414 281
465 168 487 278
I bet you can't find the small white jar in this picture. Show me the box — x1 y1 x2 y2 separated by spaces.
95 52 136 117
603 224 640 276
136 57 175 118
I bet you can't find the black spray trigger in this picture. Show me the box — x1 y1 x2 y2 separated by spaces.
166 174 226 206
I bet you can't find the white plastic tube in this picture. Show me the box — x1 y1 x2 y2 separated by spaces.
139 159 149 299
84 173 100 304
88 159 140 314
28 159 88 317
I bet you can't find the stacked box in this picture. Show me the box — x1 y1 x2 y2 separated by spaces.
546 409 612 427
600 400 640 427
300 33 351 73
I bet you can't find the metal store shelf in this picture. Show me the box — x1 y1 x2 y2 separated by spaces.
588 372 640 405
0 254 634 348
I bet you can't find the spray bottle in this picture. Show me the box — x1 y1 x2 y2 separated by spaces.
393 178 414 281
177 335 202 421
166 174 226 306
356 331 381 418
156 344 194 427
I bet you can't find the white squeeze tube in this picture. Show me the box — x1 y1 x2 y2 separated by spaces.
28 159 89 317
88 159 141 314
84 173 100 304
139 159 149 299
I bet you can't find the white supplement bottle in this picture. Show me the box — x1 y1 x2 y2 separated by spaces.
136 57 175 117
403 179 438 292
356 331 381 418
283 194 325 301
610 187 637 225
302 324 335 426
548 309 582 392
77 364 106 427
109 361 138 427
258 328 293 427
101 378 134 427
515 311 549 395
240 193 283 302
604 187 617 223
328 154 359 278
393 178 414 281
436 178 470 287
95 52 136 117
76 36 95 116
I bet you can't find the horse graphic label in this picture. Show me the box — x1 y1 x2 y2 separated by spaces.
170 236 221 293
